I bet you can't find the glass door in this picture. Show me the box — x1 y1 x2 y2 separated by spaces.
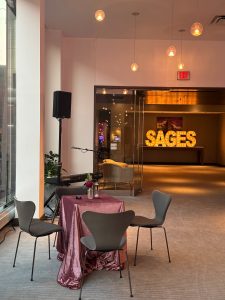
94 87 144 195
132 90 144 194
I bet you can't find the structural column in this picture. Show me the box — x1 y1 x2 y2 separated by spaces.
16 0 45 218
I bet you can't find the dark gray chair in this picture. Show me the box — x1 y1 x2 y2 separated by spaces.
13 199 62 281
52 186 87 223
130 190 172 266
52 186 87 247
79 210 135 300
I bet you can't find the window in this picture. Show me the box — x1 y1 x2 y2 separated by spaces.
0 0 16 210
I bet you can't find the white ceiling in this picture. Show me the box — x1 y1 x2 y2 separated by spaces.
45 0 225 41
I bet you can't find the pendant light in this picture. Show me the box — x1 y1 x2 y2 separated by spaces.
167 0 176 57
95 9 105 22
190 1 203 36
130 12 139 72
190 22 203 37
178 29 185 70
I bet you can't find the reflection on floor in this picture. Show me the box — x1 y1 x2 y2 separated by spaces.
142 164 225 196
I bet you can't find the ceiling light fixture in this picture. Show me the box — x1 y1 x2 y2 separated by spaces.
167 0 176 57
178 29 185 70
190 22 203 37
131 12 139 72
190 1 203 36
95 9 105 22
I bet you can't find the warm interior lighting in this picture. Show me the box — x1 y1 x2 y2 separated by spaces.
145 130 197 148
166 45 176 57
190 22 203 36
167 0 176 57
178 63 184 70
95 10 105 22
102 88 106 94
145 90 197 105
123 89 128 95
130 12 139 72
131 63 139 72
178 29 185 69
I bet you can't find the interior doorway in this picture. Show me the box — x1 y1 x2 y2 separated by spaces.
94 86 225 194
94 87 144 195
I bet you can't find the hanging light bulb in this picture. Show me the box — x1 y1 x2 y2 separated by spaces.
131 63 139 72
95 10 105 22
178 63 184 70
166 45 176 57
190 22 203 36
167 0 176 57
130 12 139 72
178 29 185 70
190 0 203 36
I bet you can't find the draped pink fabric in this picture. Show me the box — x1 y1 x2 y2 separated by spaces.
56 194 125 289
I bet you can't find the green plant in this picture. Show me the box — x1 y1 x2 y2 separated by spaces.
44 151 59 179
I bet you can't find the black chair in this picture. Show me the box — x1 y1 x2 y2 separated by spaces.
13 199 62 281
130 190 172 266
52 186 87 223
79 210 135 300
52 186 88 247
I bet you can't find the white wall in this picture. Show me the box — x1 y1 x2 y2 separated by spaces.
45 29 62 154
60 38 96 174
45 36 225 174
95 39 225 87
16 0 45 218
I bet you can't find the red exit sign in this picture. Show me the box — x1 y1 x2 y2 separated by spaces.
177 71 190 80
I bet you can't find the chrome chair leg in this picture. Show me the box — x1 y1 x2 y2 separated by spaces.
150 228 153 250
13 231 23 267
163 227 171 263
118 250 122 278
79 250 88 300
48 235 51 259
134 226 140 266
125 251 133 297
31 237 38 281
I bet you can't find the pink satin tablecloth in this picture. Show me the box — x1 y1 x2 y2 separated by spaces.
56 194 125 289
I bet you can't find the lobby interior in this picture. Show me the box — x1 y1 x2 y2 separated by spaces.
1 0 225 299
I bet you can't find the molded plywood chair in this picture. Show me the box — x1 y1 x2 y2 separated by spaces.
13 199 62 281
79 210 135 300
130 190 172 266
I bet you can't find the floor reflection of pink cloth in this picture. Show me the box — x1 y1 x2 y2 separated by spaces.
56 194 125 289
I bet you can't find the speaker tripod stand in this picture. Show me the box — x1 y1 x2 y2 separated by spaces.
45 90 72 216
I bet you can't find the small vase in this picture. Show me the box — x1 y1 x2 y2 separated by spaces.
87 187 94 199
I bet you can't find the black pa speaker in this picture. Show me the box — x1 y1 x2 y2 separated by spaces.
53 91 72 119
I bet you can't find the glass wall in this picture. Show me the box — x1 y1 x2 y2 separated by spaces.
94 87 143 195
0 0 16 211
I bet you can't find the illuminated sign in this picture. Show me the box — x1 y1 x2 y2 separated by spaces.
145 130 196 148
177 71 190 80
